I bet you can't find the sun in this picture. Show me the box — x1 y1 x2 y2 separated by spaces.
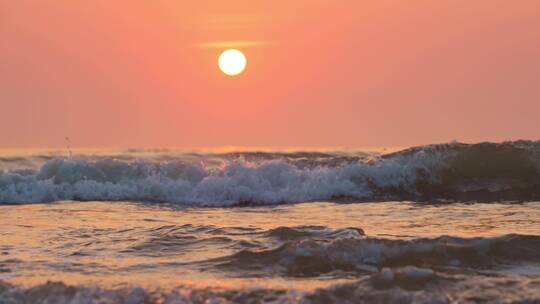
218 49 246 76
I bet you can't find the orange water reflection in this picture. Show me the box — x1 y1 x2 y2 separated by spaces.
1 201 539 290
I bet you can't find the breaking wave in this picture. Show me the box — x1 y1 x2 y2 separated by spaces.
1 141 539 205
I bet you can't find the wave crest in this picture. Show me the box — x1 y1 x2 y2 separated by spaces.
215 234 540 277
1 141 539 204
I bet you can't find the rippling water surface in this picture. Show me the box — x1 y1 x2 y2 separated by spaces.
1 143 539 303
1 201 539 303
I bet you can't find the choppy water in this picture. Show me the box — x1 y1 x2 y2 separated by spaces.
1 201 539 303
1 142 540 303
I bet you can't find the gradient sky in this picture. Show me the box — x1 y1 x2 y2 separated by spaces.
1 1 539 148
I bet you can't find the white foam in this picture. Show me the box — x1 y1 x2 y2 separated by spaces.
0 151 446 205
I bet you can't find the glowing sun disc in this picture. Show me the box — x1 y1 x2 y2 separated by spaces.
218 49 246 76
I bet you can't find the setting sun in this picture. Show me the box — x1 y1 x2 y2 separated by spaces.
218 49 246 76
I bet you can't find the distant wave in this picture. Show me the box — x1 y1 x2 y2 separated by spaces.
1 141 539 205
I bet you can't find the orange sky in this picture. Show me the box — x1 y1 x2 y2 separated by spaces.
1 1 539 148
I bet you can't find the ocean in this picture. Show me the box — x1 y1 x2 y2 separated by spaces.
1 141 539 303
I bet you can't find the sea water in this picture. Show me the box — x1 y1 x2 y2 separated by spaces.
0 142 539 303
